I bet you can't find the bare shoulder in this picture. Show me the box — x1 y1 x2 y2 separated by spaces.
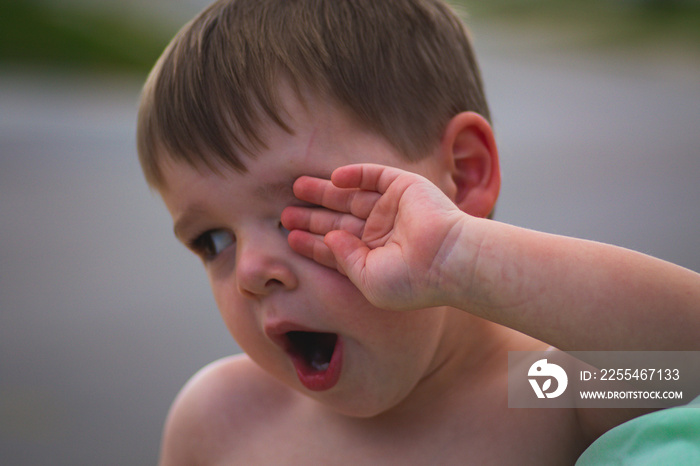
158 354 295 465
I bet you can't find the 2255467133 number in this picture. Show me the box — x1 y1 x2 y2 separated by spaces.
599 368 680 381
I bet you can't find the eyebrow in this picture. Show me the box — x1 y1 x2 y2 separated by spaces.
173 204 209 242
172 176 310 242
253 178 296 201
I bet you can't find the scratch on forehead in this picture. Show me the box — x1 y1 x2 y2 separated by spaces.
304 127 318 162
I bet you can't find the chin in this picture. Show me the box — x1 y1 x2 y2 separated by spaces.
306 380 416 420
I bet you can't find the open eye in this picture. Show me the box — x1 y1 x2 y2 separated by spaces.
189 229 235 261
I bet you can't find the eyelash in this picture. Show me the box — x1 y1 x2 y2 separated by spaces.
188 222 290 262
188 229 235 261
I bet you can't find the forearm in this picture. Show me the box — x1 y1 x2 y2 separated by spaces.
448 219 700 351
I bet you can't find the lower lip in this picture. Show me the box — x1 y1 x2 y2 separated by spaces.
290 337 343 392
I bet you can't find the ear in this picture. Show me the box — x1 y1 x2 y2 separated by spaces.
440 112 500 218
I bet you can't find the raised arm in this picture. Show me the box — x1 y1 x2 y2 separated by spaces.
282 163 700 351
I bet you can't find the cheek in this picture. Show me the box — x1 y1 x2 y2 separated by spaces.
209 275 257 343
314 269 445 364
210 281 284 374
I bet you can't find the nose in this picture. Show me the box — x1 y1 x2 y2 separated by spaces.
235 232 298 298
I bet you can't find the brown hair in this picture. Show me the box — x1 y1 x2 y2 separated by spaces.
137 0 490 188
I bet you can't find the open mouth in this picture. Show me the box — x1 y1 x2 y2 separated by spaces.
285 331 338 372
281 330 343 391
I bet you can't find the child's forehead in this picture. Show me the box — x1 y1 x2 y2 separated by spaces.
156 84 384 197
159 146 331 198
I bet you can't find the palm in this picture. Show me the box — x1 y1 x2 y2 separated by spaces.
282 164 466 310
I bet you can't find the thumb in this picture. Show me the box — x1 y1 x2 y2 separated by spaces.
324 230 369 285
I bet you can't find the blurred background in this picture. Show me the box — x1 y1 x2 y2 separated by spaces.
1 0 698 464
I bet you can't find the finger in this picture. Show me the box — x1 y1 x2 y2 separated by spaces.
292 176 333 205
287 230 338 270
324 230 370 285
331 164 414 195
282 206 365 238
293 176 381 219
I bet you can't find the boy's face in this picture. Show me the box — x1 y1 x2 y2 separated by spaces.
157 87 478 417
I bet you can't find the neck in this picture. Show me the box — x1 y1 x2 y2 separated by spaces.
367 308 542 425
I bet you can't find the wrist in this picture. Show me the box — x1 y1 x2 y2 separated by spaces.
435 214 492 310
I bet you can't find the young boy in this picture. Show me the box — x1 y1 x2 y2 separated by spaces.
136 0 700 463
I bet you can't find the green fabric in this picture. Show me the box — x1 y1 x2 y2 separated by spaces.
577 396 700 465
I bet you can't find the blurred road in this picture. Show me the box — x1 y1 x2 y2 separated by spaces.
1 18 699 466
0 72 236 464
